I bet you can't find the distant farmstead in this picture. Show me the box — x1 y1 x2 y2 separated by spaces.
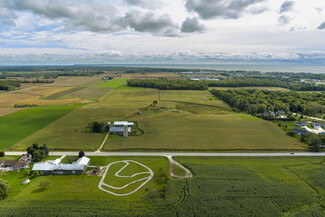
32 156 90 175
109 121 134 137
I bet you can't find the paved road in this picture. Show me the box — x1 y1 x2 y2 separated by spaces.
5 151 325 157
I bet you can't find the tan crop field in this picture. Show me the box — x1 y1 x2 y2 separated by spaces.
47 76 101 87
0 108 26 117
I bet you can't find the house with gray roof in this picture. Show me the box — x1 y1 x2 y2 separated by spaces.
295 121 307 128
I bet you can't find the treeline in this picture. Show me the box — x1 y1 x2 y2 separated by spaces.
210 89 325 117
19 79 54 83
60 71 104 76
208 78 325 91
0 80 20 90
127 78 207 90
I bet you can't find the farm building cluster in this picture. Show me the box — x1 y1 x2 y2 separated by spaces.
109 121 134 137
0 154 31 171
32 156 90 175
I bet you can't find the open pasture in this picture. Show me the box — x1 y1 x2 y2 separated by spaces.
96 78 129 87
159 90 229 108
0 104 83 150
99 89 159 103
105 112 303 151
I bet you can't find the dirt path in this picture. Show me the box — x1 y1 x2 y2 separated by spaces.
166 155 192 178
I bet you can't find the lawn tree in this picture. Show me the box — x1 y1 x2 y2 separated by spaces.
0 151 4 157
0 178 10 200
26 143 47 162
78 151 85 158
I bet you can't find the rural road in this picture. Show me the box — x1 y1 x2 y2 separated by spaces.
5 151 325 157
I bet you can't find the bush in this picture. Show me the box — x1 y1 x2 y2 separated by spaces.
0 151 5 157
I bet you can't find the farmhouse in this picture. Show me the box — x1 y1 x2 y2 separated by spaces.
295 121 307 128
32 156 90 175
0 154 31 171
292 129 308 136
110 121 134 136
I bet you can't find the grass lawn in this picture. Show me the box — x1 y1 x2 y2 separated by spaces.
0 157 323 216
0 104 84 150
104 111 304 151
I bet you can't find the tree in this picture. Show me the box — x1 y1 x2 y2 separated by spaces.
40 144 49 156
32 150 45 162
287 131 296 137
0 151 4 157
78 151 85 158
310 137 321 152
0 178 10 200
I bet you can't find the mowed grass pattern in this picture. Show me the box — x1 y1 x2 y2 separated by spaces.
0 104 83 150
105 112 303 151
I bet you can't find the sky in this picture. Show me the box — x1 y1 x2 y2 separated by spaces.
0 0 325 65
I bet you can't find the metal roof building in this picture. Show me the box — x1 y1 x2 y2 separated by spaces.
32 156 90 175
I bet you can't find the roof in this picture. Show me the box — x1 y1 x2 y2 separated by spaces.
52 158 61 165
295 121 306 125
113 121 134 126
311 122 324 126
19 154 31 161
32 163 85 171
75 156 90 165
292 129 308 135
0 160 28 167
110 126 131 133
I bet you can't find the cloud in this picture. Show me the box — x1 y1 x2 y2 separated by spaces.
278 15 292 26
0 1 16 25
124 0 162 9
185 0 266 19
181 17 205 33
318 22 325 29
124 10 179 36
280 1 294 14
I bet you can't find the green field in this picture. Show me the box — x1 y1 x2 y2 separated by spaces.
0 104 84 150
0 157 324 216
104 111 303 151
96 78 129 87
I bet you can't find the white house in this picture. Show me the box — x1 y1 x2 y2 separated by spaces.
110 121 134 136
295 121 307 128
